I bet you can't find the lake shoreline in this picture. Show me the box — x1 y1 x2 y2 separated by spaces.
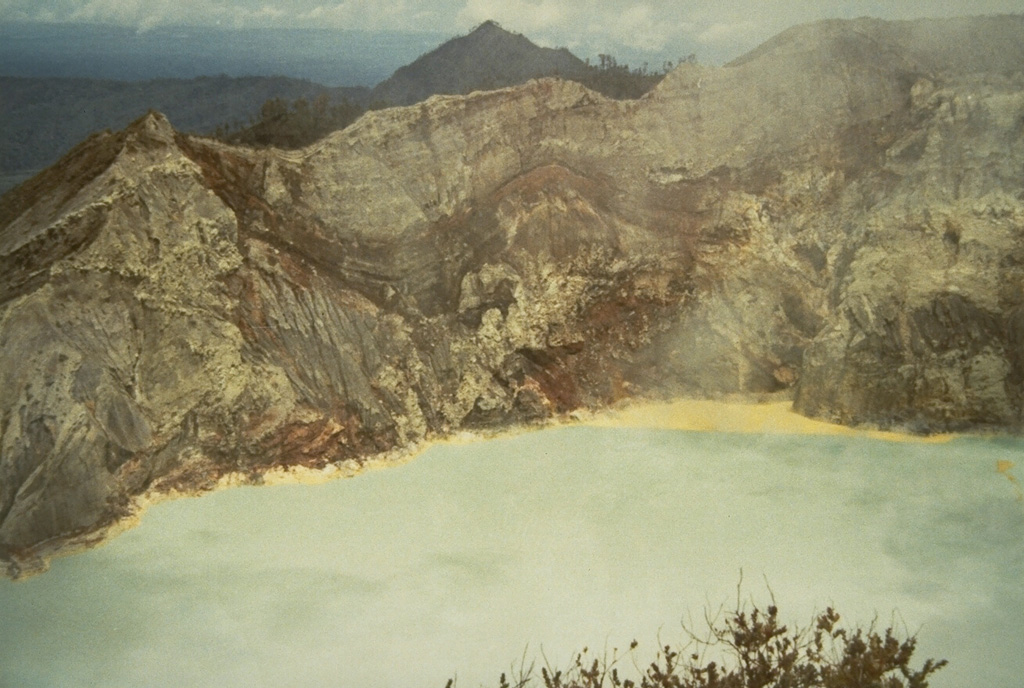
0 396 960 580
239 396 964 496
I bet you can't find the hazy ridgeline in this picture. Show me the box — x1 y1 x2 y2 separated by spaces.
0 21 670 193
0 22 435 192
0 23 444 84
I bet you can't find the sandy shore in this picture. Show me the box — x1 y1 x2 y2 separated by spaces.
256 397 957 490
581 398 957 443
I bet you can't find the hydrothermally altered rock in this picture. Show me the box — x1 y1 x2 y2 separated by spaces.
2 16 1024 576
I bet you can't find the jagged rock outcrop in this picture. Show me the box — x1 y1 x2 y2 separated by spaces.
0 75 370 195
2 15 1024 576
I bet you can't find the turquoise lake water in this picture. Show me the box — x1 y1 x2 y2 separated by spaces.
1 426 1021 687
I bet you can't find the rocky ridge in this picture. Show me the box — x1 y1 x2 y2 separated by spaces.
2 16 1024 577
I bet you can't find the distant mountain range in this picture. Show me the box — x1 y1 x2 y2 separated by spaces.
0 22 444 85
0 76 369 192
1 21 661 194
226 21 663 149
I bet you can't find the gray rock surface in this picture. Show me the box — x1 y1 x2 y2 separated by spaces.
2 15 1023 576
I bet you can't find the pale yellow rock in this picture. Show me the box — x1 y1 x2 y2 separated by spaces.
584 399 956 443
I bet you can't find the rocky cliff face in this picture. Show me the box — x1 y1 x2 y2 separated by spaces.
2 16 1024 576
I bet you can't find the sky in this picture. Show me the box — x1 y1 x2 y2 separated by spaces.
2 0 1024 60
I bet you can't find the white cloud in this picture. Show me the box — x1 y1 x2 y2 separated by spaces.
136 13 163 32
253 4 286 20
453 0 700 53
3 0 1024 63
296 0 435 31
58 0 243 30
68 0 142 24
609 3 669 50
696 20 758 46
456 0 567 34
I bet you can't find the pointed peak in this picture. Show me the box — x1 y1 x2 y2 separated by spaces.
124 110 176 146
472 20 505 34
370 19 587 106
466 20 520 42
